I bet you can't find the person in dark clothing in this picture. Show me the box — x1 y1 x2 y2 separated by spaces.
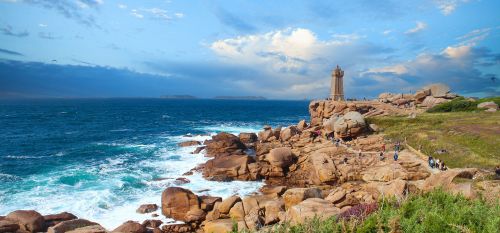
393 151 399 161
495 165 500 180
428 156 435 168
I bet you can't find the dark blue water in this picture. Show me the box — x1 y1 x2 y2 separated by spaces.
0 99 308 227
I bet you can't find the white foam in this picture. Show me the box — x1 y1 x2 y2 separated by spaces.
1 124 265 230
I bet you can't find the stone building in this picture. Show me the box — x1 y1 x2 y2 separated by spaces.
330 65 345 101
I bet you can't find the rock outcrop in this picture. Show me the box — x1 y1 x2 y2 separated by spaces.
161 187 201 222
205 132 246 157
5 210 45 233
333 111 366 139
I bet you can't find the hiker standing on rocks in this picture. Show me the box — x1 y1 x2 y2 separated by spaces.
393 150 399 161
435 158 441 169
379 151 385 161
394 141 401 152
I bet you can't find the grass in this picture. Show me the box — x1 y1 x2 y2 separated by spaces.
249 189 500 233
427 97 500 113
368 111 500 169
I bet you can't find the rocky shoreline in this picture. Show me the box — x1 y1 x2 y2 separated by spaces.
2 91 499 233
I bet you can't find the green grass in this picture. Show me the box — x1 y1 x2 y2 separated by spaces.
368 111 500 169
427 96 500 113
252 189 500 233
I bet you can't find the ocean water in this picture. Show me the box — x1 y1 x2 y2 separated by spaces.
0 99 309 228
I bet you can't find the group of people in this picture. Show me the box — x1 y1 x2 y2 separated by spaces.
428 156 448 171
378 141 401 161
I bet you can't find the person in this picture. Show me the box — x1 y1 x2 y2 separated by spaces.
393 150 398 161
343 157 348 164
428 156 435 168
310 130 318 142
394 141 401 152
495 165 500 180
335 138 340 147
435 159 441 169
381 143 386 152
440 162 447 171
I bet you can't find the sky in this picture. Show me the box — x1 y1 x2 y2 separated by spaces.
0 0 499 99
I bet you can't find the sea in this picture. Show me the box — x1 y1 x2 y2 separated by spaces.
0 99 309 228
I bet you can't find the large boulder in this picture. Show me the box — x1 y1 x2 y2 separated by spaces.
477 101 498 110
217 195 241 214
266 147 294 168
287 198 341 225
238 133 258 144
282 188 322 210
414 89 431 101
161 187 200 222
333 111 366 139
202 155 255 181
297 120 308 131
309 152 338 185
205 132 246 157
178 140 201 147
0 219 19 233
136 204 158 214
280 126 300 141
112 221 147 233
43 212 78 228
364 179 407 199
48 219 100 233
258 126 274 142
5 210 44 233
263 199 284 225
421 96 449 108
427 83 450 98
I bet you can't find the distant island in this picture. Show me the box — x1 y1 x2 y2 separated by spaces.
213 96 267 100
159 95 197 99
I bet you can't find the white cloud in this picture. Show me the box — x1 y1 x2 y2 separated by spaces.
442 45 472 59
38 23 48 27
405 21 427 34
130 8 184 21
457 28 490 46
118 4 127 9
434 0 469 15
210 28 361 73
382 30 392 35
364 64 409 75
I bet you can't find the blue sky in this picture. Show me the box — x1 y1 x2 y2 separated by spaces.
0 0 499 99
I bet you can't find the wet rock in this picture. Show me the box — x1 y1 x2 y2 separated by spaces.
161 187 200 222
5 210 44 233
162 223 192 233
0 219 19 233
136 204 158 214
48 219 100 233
191 146 206 154
174 177 191 185
205 132 246 157
202 155 255 181
178 140 201 147
141 219 162 228
43 212 78 228
239 133 258 144
112 221 147 233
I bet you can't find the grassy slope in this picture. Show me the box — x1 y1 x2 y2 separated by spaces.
368 111 500 169
256 190 500 233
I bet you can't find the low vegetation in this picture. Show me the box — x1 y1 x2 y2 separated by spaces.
427 97 500 113
249 189 500 233
368 111 500 169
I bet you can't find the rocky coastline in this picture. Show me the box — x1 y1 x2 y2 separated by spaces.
2 86 499 233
